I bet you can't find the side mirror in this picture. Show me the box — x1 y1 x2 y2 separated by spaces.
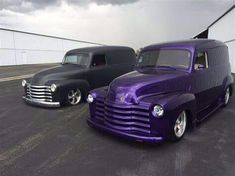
194 64 205 70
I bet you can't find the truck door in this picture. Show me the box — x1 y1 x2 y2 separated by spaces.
88 54 109 89
192 51 213 113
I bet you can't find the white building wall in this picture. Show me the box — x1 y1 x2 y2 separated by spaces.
208 8 235 73
0 29 101 66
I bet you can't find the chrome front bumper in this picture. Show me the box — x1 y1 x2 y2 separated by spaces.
22 96 60 108
87 119 163 143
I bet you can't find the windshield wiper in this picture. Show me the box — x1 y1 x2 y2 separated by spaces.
62 62 82 66
156 65 177 70
62 62 76 65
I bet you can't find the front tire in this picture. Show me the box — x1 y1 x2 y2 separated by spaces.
169 110 187 142
67 88 82 106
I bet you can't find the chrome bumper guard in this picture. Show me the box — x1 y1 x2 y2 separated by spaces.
22 96 60 108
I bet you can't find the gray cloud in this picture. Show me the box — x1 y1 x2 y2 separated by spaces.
87 0 139 5
0 0 58 12
0 0 139 12
67 0 139 5
0 0 234 49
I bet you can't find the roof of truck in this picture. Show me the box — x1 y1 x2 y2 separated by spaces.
208 5 234 28
66 46 134 55
143 39 226 51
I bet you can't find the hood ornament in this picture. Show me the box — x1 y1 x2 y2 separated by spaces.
120 96 125 103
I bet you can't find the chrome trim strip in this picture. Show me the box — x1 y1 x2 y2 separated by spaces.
29 95 52 99
26 84 50 89
27 88 51 92
26 91 51 95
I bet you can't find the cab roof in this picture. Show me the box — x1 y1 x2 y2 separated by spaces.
143 39 226 51
66 46 134 55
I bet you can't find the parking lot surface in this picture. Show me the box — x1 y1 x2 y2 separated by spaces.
0 65 235 176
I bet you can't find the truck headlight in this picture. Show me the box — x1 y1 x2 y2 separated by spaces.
50 84 57 92
152 105 164 117
87 94 94 103
22 80 27 87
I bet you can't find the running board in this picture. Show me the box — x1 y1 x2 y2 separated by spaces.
196 102 223 122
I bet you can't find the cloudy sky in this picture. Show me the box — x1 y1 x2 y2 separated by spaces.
0 0 234 49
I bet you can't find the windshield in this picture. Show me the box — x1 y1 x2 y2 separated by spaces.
63 53 90 66
137 49 191 70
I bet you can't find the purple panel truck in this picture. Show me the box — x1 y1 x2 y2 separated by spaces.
87 39 234 143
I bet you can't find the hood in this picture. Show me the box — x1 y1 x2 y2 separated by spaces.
107 68 190 104
31 64 87 85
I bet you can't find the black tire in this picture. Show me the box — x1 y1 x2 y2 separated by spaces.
66 88 83 106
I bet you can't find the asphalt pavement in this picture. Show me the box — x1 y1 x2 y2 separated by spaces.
0 66 235 176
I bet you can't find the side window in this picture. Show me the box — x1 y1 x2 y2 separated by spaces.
194 52 208 70
91 54 106 67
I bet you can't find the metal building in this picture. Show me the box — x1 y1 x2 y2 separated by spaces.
0 28 103 66
194 5 235 73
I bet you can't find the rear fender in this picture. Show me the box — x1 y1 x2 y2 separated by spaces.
222 74 234 95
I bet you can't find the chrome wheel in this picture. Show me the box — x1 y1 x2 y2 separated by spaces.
224 87 230 105
68 88 82 105
174 111 187 138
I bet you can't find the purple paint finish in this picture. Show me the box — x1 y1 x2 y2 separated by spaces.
87 39 234 143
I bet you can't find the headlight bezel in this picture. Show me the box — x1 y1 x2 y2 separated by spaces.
50 84 57 92
22 80 27 87
87 94 94 103
152 105 164 117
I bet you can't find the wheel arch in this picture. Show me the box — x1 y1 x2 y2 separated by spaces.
222 74 234 94
52 79 91 103
143 92 197 128
229 84 233 96
164 93 197 129
185 109 194 130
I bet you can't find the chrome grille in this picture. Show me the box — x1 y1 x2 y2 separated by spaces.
95 97 151 134
26 84 52 102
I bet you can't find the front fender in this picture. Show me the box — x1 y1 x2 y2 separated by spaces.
164 93 196 113
141 92 196 111
140 92 197 138
47 79 90 102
